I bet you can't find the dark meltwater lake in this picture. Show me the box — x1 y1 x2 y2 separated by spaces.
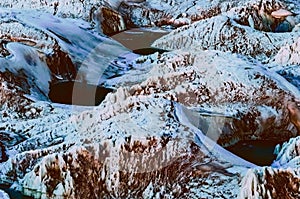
0 1 299 199
0 184 33 199
47 28 170 106
190 111 281 166
0 24 172 196
49 81 114 106
226 140 279 166
111 28 169 51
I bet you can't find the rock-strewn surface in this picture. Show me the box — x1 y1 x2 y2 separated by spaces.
1 48 300 198
0 0 127 35
1 0 300 199
240 135 300 198
118 0 243 28
152 15 300 61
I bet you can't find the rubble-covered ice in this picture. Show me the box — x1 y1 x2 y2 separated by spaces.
152 15 300 61
1 0 300 198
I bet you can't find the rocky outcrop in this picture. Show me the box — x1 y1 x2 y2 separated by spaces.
93 6 126 35
272 135 300 167
0 72 34 118
0 96 244 198
1 1 300 198
152 15 300 61
268 37 300 91
110 49 300 146
226 0 293 32
0 0 127 36
118 0 244 28
240 167 300 198
0 19 75 88
1 48 300 198
118 0 298 30
240 135 300 198
0 8 132 101
0 0 297 34
150 0 300 62
118 1 166 27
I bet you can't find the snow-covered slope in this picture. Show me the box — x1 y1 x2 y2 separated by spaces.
152 15 300 62
1 48 300 198
271 37 300 66
0 8 135 100
1 0 300 198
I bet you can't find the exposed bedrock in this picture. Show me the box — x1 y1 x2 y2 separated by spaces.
96 7 126 35
271 36 300 66
1 49 300 198
240 135 300 198
0 0 110 21
240 166 300 198
1 0 296 33
152 15 300 62
1 1 300 198
118 0 236 28
1 47 299 198
110 50 300 147
0 9 132 105
0 96 247 198
226 0 298 32
117 0 299 30
0 0 127 35
0 19 76 94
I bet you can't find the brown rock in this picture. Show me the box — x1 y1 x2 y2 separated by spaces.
96 6 126 36
287 101 300 134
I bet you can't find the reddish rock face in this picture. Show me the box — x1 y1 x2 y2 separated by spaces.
287 101 300 134
45 44 77 82
0 0 300 199
0 71 33 116
241 167 300 198
95 6 126 36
